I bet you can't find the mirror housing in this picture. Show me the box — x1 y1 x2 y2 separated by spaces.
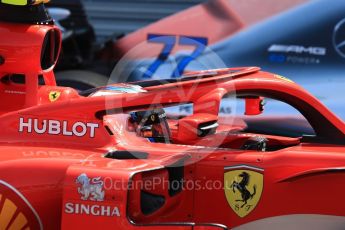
176 114 218 142
245 96 264 116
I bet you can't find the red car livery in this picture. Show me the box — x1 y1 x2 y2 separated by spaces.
1 1 345 230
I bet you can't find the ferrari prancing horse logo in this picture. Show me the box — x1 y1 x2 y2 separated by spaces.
224 166 263 218
49 91 61 102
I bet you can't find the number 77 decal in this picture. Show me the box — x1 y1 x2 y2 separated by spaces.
143 34 208 79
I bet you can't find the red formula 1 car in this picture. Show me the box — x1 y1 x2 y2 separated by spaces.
2 2 345 230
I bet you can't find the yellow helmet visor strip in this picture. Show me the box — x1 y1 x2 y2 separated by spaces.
1 0 49 6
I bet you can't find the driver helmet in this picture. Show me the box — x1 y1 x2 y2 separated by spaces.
129 108 171 143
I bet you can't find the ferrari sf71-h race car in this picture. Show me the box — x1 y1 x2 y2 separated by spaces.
2 1 345 230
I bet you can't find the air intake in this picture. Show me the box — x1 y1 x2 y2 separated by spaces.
41 29 60 70
105 151 149 160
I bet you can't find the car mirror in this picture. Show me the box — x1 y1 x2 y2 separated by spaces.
176 114 218 142
245 96 264 115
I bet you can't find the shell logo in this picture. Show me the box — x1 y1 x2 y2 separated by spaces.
0 181 42 230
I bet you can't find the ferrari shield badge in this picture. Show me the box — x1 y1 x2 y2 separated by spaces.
224 165 263 218
49 91 61 102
